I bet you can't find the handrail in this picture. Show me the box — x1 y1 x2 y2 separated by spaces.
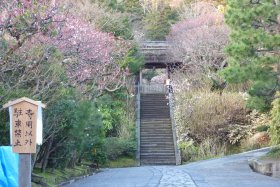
168 90 182 165
136 84 141 166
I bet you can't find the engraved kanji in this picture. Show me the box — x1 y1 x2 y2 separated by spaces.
25 131 32 137
15 119 21 128
25 109 34 120
14 139 22 146
14 108 23 118
26 121 32 129
25 139 32 146
14 129 22 137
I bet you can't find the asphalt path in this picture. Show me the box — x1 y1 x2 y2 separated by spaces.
65 148 280 187
180 147 280 187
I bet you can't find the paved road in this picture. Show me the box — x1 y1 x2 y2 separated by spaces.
65 148 280 187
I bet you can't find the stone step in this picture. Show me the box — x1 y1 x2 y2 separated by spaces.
141 111 169 114
141 150 175 153
141 113 170 115
140 125 172 127
140 143 174 146
141 135 173 137
140 124 171 126
140 141 174 144
141 101 168 104
141 120 171 123
141 131 172 133
140 126 172 129
141 121 171 123
141 114 170 117
141 157 176 162
141 149 175 153
141 117 170 119
140 136 173 139
141 152 175 156
140 146 174 149
141 119 171 121
141 102 168 104
141 101 167 103
140 133 173 136
140 160 176 165
140 142 174 144
140 93 175 165
141 105 168 107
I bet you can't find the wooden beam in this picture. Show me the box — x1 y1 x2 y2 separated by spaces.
19 154 31 187
3 97 46 108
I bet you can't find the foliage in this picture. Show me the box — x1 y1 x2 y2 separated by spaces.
241 132 270 151
104 137 136 160
120 47 144 75
168 1 229 75
221 0 280 112
0 1 66 103
269 93 280 145
93 0 143 14
97 87 136 161
227 124 252 145
228 110 271 145
0 0 137 175
143 69 159 81
98 90 127 136
144 7 178 40
103 157 137 168
179 138 226 162
175 88 247 144
77 0 141 39
32 164 95 187
96 14 133 40
263 146 280 160
0 0 132 100
37 96 105 170
255 125 270 132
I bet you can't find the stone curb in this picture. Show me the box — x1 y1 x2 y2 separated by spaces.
58 169 101 186
248 158 280 178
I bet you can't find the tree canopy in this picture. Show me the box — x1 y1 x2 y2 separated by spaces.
221 0 280 111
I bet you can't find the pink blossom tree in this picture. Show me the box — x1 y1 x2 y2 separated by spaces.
168 2 229 74
0 0 131 101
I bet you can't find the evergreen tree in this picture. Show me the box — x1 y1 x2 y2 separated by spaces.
144 7 178 40
222 0 280 111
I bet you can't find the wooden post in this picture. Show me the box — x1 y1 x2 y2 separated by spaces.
19 154 31 187
3 97 46 187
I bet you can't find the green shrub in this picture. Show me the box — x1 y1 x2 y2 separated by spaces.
264 146 280 160
104 137 136 160
143 7 178 40
96 14 133 39
175 90 247 144
120 47 144 75
256 125 270 132
241 132 270 151
179 138 226 162
269 94 280 145
42 97 105 169
179 140 198 162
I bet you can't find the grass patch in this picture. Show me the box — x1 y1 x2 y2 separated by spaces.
262 146 280 160
32 164 94 187
102 157 137 168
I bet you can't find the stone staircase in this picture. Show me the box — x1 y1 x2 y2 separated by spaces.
140 94 176 165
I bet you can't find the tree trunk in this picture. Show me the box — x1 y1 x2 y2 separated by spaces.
41 135 54 172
